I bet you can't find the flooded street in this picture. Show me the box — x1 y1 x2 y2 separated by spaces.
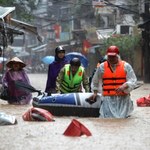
0 73 150 150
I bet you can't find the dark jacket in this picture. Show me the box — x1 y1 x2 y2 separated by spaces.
45 56 68 93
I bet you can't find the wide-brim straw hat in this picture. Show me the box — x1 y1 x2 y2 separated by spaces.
6 57 26 68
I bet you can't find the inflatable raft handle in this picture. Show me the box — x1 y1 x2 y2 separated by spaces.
52 98 56 103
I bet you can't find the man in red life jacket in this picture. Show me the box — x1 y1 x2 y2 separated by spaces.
91 45 137 118
56 57 89 93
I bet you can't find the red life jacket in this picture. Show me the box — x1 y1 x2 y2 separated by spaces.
102 61 127 96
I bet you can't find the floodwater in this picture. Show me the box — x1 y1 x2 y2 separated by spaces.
0 74 150 150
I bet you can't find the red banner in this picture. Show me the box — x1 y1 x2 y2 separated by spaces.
53 24 61 40
82 40 91 55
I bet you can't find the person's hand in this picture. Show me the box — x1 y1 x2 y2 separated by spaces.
85 93 97 105
56 90 61 94
116 84 128 93
47 92 51 96
92 93 97 100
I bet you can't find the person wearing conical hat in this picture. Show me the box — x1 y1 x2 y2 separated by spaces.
1 57 32 105
6 57 26 69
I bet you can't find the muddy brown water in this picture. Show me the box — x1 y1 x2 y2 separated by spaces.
0 74 150 150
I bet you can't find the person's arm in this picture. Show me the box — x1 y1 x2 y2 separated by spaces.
92 65 103 92
1 71 9 87
124 62 137 91
22 70 31 85
91 65 103 99
116 62 137 93
45 65 51 93
82 71 90 92
55 67 65 93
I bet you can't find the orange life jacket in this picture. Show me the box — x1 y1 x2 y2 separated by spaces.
102 61 127 96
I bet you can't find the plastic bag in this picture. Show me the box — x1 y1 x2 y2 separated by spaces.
0 112 17 125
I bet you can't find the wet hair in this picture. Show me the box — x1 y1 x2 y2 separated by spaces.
70 57 81 67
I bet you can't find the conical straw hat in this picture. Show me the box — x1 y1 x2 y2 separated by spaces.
6 57 26 68
63 119 92 136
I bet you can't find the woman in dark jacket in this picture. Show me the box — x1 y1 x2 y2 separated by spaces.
45 46 68 95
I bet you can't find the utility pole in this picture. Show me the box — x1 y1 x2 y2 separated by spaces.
139 1 150 83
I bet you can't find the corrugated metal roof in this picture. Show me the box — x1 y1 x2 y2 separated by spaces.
31 44 47 52
10 18 38 35
0 6 15 19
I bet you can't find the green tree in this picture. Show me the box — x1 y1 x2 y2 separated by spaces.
101 34 141 65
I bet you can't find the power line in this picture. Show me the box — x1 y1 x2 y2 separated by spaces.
104 0 139 15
